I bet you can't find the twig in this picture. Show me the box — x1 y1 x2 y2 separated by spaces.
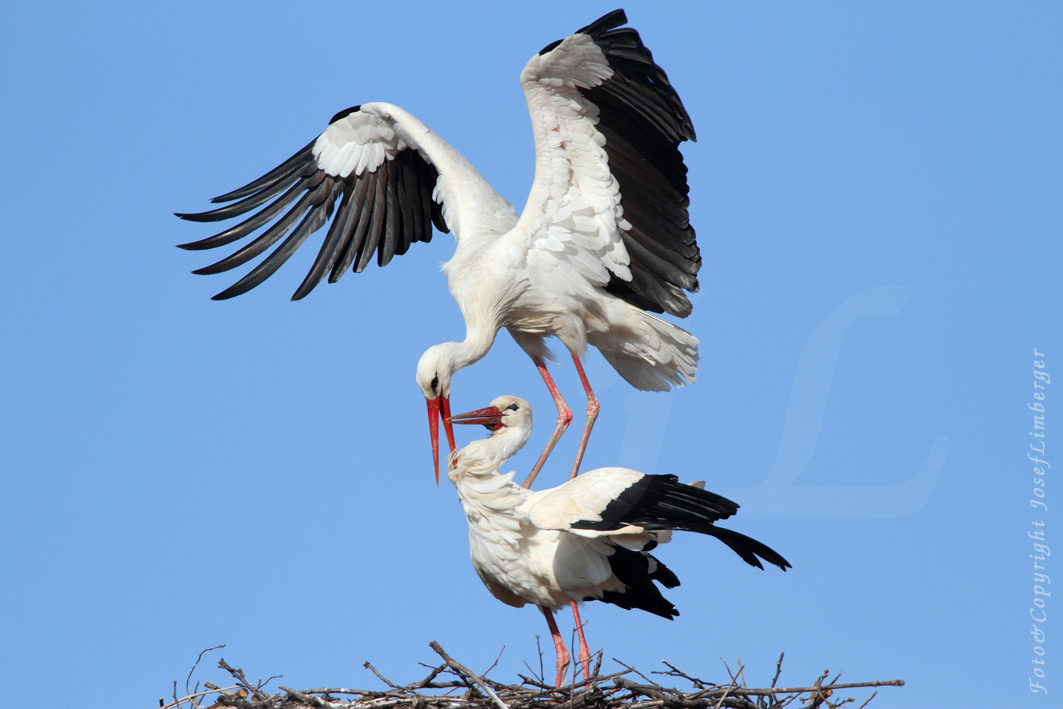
363 662 404 691
805 671 828 709
517 673 556 691
217 659 270 701
855 690 878 709
535 635 546 688
656 660 710 690
611 660 662 689
615 677 666 700
718 658 740 690
695 680 904 698
280 686 338 709
302 689 374 697
402 665 449 692
188 646 227 698
712 660 742 709
482 647 506 678
429 641 511 709
161 685 242 709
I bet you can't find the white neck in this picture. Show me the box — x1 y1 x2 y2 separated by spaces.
434 327 497 380
451 419 533 480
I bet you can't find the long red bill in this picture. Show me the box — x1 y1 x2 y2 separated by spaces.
449 406 505 429
440 396 455 451
427 395 456 485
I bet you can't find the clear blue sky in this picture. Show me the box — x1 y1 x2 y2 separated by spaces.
2 2 1060 707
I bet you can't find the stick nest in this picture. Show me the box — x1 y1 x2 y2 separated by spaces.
163 642 903 709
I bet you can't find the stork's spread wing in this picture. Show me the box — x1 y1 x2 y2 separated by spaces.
517 10 700 317
177 107 448 301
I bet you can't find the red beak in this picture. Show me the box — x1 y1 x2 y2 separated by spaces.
427 395 456 485
449 406 505 429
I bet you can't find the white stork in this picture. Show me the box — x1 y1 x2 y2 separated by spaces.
177 10 701 484
446 396 791 687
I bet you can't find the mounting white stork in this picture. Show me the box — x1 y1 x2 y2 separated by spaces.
176 10 701 484
446 396 791 687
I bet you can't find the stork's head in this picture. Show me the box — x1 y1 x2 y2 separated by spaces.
449 395 534 465
416 345 458 484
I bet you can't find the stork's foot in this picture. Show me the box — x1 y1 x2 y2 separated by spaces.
553 657 571 688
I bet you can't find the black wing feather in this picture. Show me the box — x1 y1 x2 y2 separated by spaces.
380 157 402 267
176 108 445 300
211 178 340 301
174 161 313 225
356 164 388 273
563 11 701 317
292 177 361 300
192 185 320 276
614 259 692 318
574 8 628 38
331 170 377 283
569 474 791 572
208 140 317 204
177 177 309 252
571 475 739 531
595 547 679 619
705 526 793 572
395 150 420 256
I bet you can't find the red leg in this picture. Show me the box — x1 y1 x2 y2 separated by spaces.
568 353 600 480
569 599 592 681
540 605 571 687
522 355 572 488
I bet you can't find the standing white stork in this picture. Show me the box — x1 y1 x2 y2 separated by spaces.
446 396 791 687
176 10 701 484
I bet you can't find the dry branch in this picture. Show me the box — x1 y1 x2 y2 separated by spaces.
163 643 903 709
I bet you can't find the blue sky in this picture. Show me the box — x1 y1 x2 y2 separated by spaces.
2 2 1060 707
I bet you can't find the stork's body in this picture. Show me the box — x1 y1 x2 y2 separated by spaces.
447 397 791 686
177 11 700 482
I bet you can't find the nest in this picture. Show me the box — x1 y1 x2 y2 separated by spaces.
162 642 903 709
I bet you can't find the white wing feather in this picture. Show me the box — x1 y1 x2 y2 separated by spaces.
515 34 633 301
527 467 645 531
313 111 406 178
311 103 517 240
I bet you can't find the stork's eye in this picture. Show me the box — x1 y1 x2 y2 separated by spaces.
431 375 439 394
506 404 519 411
